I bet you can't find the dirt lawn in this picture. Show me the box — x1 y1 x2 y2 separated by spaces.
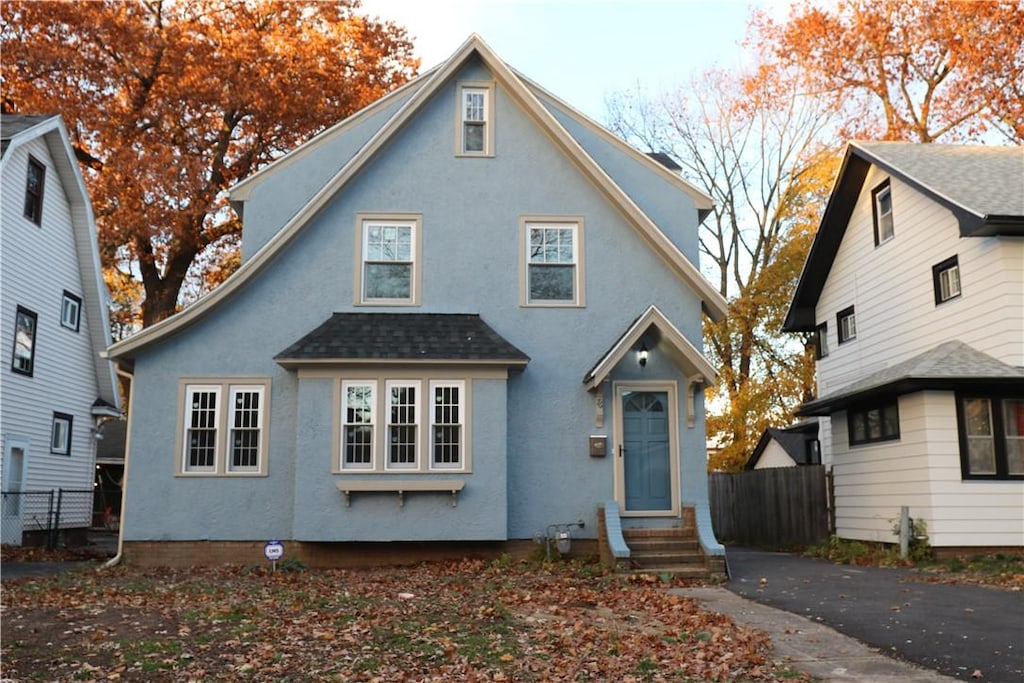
0 558 810 682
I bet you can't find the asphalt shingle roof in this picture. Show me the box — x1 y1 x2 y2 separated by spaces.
275 313 530 364
0 114 57 155
799 340 1024 415
854 141 1024 218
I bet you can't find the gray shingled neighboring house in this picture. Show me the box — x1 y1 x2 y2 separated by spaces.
784 141 1024 551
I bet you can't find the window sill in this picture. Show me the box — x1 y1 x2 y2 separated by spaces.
335 479 465 507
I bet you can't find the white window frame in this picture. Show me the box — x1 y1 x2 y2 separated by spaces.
873 181 894 245
430 380 465 470
353 213 422 306
51 412 73 455
177 380 270 476
341 380 377 470
837 306 856 344
61 291 82 331
520 217 585 307
456 82 494 157
329 373 474 474
227 386 264 473
933 256 961 304
386 380 420 470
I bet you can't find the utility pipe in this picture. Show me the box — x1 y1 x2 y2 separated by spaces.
102 363 134 569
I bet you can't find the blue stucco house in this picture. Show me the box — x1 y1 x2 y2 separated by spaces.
106 36 728 573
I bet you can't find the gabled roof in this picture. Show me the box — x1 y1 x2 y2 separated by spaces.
107 34 725 361
275 313 529 368
784 141 1024 332
796 341 1024 416
746 420 819 469
583 305 717 390
1 114 120 409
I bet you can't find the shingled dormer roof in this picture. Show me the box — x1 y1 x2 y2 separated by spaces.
275 313 529 368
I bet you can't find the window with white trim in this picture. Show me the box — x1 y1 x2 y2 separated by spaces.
342 381 376 469
11 306 37 376
523 220 583 306
61 291 82 331
932 255 961 304
24 156 45 225
356 216 420 305
872 180 894 245
837 306 856 344
387 381 419 469
228 386 263 472
335 376 470 473
431 381 464 469
179 381 269 475
51 412 73 455
459 84 491 155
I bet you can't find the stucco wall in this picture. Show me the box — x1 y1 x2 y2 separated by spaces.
123 56 712 545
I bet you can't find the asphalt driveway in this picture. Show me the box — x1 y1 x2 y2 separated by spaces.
725 548 1024 683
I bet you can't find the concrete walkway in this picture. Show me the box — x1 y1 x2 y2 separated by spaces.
671 585 957 682
671 547 1023 683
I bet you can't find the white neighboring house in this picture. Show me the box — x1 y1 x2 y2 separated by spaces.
784 141 1024 551
1 114 120 545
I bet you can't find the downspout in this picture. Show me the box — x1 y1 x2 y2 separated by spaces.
102 363 134 569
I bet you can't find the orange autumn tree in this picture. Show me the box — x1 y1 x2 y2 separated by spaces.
752 0 1024 143
607 68 838 471
1 0 418 329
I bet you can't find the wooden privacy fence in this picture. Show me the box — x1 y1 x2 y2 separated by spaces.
709 465 831 547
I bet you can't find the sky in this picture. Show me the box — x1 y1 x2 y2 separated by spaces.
360 0 788 123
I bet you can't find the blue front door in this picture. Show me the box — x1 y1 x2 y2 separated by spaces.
622 391 671 511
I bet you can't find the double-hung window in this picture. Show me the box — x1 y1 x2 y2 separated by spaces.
61 291 82 331
836 306 856 344
932 255 961 304
387 381 419 469
356 214 420 305
342 381 376 469
458 83 493 155
51 412 73 455
957 395 1024 480
848 400 900 446
11 306 37 376
872 179 894 245
431 381 464 469
522 219 584 306
179 380 269 475
24 156 45 225
336 377 469 472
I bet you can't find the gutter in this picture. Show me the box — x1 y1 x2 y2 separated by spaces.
102 363 134 569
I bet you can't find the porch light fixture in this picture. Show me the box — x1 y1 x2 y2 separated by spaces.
638 341 649 368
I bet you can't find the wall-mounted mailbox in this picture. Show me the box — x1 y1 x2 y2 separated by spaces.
589 435 607 458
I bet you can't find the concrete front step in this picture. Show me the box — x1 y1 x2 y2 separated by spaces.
626 538 700 552
628 565 710 579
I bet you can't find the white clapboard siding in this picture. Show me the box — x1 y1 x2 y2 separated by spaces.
1 135 100 500
829 391 1024 547
816 167 1023 395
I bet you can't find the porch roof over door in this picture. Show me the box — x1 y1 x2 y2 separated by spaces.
583 305 717 390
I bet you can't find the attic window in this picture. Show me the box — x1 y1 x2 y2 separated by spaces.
872 179 894 245
457 83 493 156
24 156 45 225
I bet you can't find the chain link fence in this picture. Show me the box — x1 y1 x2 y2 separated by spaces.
1 488 95 548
